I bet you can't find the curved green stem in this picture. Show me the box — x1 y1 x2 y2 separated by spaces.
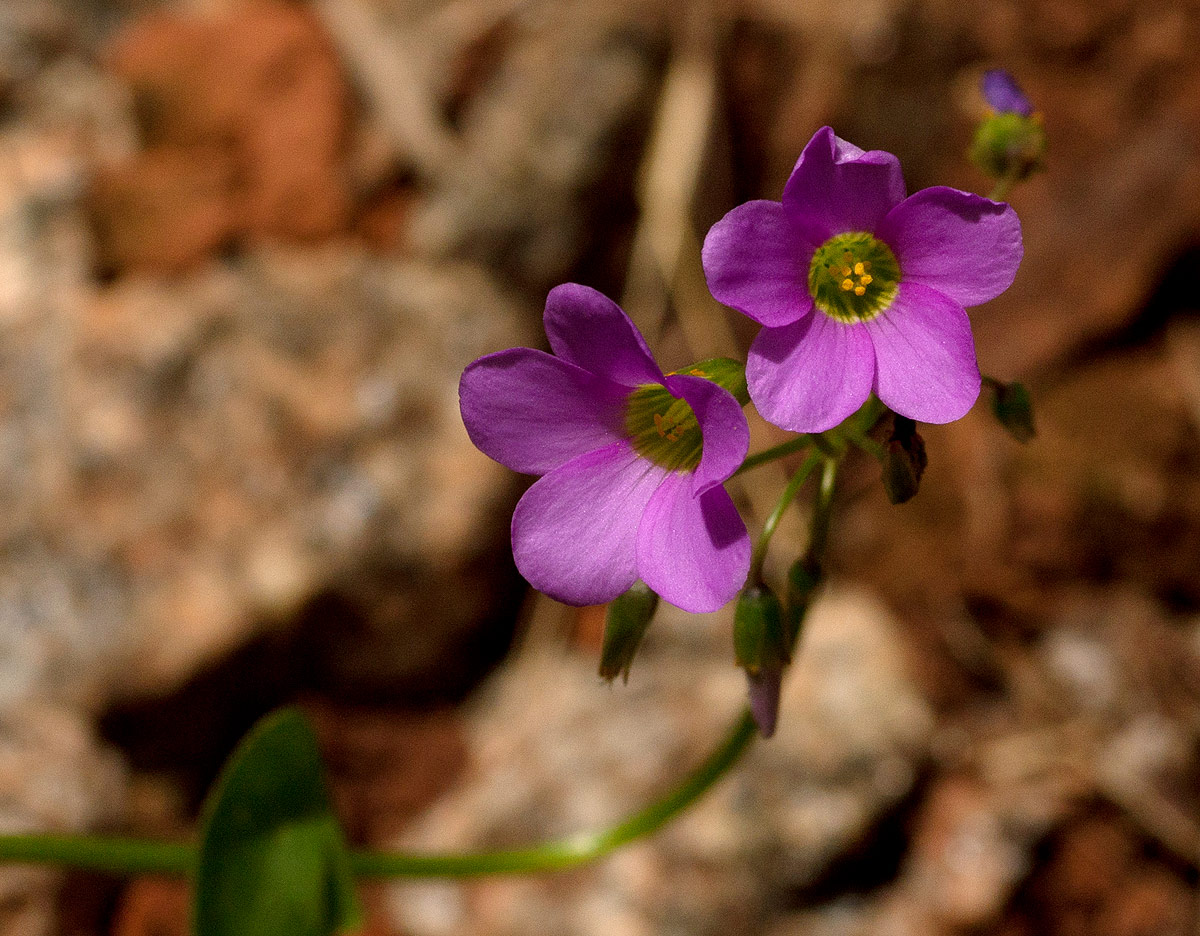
351 710 757 877
0 711 757 880
748 450 823 584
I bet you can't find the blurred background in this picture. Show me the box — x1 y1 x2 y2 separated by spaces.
0 0 1199 933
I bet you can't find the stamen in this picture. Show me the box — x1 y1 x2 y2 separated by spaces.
807 231 900 323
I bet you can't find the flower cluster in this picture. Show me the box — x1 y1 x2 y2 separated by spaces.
460 123 1023 615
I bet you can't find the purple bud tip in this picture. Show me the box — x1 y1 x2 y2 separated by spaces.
746 668 783 738
982 70 1033 117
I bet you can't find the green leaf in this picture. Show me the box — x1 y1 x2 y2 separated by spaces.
194 708 362 936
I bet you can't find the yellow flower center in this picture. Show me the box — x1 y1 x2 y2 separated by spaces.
808 232 900 323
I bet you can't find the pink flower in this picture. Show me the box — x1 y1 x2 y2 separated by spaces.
459 284 751 613
702 127 1023 433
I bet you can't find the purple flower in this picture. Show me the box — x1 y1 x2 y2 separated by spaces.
982 70 1033 117
702 126 1022 433
459 284 751 613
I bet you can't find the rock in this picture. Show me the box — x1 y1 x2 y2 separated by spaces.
95 0 352 274
0 704 126 936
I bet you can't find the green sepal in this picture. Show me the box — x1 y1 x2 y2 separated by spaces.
986 378 1036 443
733 584 789 675
970 112 1046 184
882 415 927 505
672 358 749 407
600 580 659 683
194 708 362 936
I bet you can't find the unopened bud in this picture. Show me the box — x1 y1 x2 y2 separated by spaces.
882 415 927 505
745 667 783 738
987 378 1036 443
971 71 1045 184
599 581 658 683
733 584 789 674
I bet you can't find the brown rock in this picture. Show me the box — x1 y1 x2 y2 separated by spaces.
98 0 351 274
88 145 239 274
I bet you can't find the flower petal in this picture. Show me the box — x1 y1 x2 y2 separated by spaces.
782 126 907 241
866 281 981 424
512 441 666 606
982 70 1033 116
701 200 815 328
747 313 876 433
460 348 629 475
878 186 1022 307
637 476 750 614
663 373 749 494
543 283 662 387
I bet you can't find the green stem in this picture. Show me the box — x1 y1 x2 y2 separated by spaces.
807 457 838 565
0 712 758 880
988 177 1015 201
733 435 810 476
748 450 823 584
0 835 193 876
351 710 757 877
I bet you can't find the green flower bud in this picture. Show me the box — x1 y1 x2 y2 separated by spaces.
599 580 658 683
882 415 927 505
986 378 1036 443
970 112 1046 184
733 584 789 674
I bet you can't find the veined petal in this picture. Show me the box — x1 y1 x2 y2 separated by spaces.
512 441 667 606
701 200 815 328
460 348 629 475
782 126 907 242
878 187 1022 307
637 477 750 614
543 283 662 387
747 313 876 433
663 373 749 494
866 281 981 424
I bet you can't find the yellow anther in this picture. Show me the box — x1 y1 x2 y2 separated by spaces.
854 286 866 296
688 368 706 376
654 412 681 440
841 278 854 291
862 260 872 271
854 262 865 276
860 274 873 286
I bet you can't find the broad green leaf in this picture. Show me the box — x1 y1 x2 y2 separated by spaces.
194 708 362 936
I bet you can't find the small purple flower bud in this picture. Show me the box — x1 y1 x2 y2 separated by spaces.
734 585 790 738
983 70 1033 117
746 667 783 738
